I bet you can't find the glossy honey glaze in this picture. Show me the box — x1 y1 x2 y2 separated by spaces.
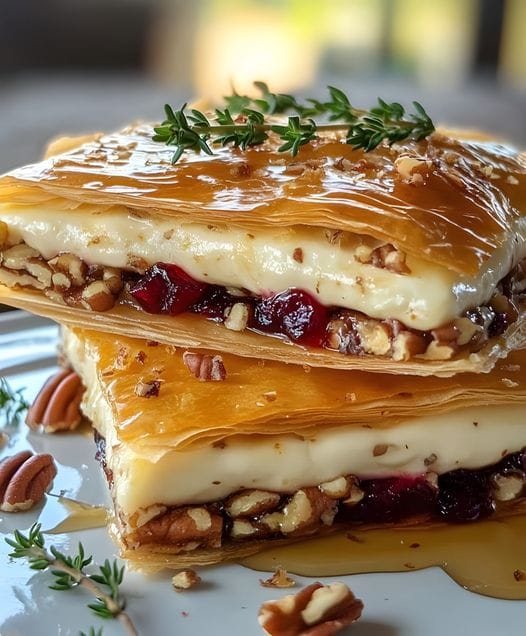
1 124 525 276
242 512 526 600
44 495 109 534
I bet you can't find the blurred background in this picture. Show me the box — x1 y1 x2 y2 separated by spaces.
0 0 525 174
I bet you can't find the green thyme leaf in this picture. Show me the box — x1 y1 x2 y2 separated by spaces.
153 83 435 162
0 377 29 426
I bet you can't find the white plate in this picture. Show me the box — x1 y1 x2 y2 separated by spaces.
0 311 525 636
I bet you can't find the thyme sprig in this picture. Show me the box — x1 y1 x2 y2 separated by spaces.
5 524 138 636
80 628 103 636
154 82 435 163
0 377 29 426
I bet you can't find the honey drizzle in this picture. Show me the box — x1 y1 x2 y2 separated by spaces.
44 495 109 534
241 514 526 600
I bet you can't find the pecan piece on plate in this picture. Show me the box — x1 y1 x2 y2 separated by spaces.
0 450 57 512
258 581 363 636
26 369 84 433
171 568 202 591
260 568 296 589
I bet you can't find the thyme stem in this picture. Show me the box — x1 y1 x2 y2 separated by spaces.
153 83 435 163
5 524 138 636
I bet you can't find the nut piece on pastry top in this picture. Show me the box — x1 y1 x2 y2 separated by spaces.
0 102 524 374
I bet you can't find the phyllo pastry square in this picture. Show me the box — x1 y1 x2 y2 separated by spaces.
0 124 525 375
62 327 526 568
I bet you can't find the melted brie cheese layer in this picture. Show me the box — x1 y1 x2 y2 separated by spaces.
3 201 524 330
67 333 526 515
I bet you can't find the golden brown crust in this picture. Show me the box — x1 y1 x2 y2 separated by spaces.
0 125 524 276
54 322 526 448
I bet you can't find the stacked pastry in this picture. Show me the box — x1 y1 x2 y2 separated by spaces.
0 121 525 567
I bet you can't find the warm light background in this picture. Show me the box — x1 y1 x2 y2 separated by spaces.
0 0 524 174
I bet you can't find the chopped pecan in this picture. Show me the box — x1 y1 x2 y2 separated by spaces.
231 518 260 539
224 302 249 331
51 272 71 290
102 267 124 294
132 504 168 528
258 581 363 636
48 253 87 286
183 352 227 381
135 379 161 398
1 244 40 269
171 569 201 591
293 247 304 263
133 505 223 548
226 489 281 518
319 476 352 499
424 341 457 360
358 243 410 274
491 471 525 502
127 254 149 273
341 478 365 507
430 323 459 348
26 369 84 433
373 443 389 457
326 312 390 356
262 488 337 537
325 313 363 355
232 162 252 178
394 155 432 184
260 568 296 589
80 280 116 311
25 259 53 287
0 268 45 290
454 317 483 346
391 330 428 361
0 450 57 512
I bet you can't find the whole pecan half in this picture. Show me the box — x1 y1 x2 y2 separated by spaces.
258 581 363 636
0 450 57 512
26 369 84 433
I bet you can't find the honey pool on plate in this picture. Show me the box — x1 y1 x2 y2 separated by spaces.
242 513 526 600
38 494 526 600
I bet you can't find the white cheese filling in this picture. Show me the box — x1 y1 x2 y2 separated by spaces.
65 330 526 516
3 201 526 330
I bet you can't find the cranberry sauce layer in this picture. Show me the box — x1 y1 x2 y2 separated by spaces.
1 239 525 361
91 429 526 550
126 259 526 361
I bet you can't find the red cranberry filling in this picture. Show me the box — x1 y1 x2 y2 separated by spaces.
130 263 207 315
346 450 526 525
436 470 494 522
129 263 328 346
128 261 520 350
190 286 249 321
250 289 328 346
346 476 436 524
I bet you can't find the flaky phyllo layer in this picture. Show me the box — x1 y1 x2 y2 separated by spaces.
0 126 525 374
64 328 526 566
